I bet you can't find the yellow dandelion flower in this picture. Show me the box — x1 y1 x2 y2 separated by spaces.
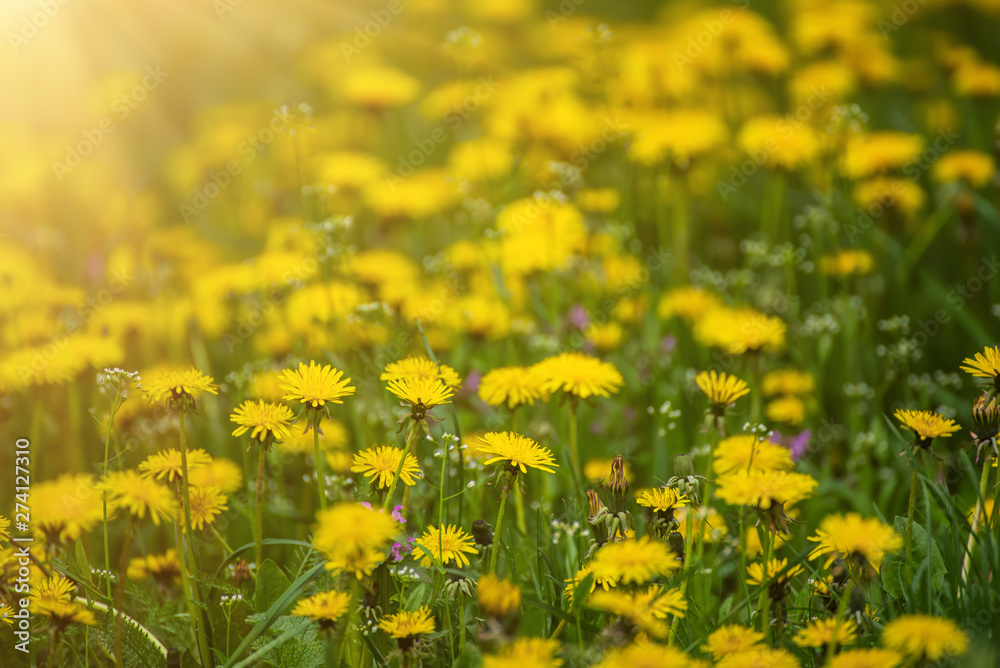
230 400 295 445
635 487 689 513
184 486 228 531
99 471 177 526
0 515 8 546
587 587 683 638
127 550 181 585
351 445 421 489
808 513 903 572
483 637 564 668
677 506 729 543
696 370 751 408
590 536 679 586
143 367 218 406
139 448 213 484
292 590 352 628
715 469 817 510
32 474 106 544
381 356 462 389
563 564 615 606
713 435 794 476
478 574 521 618
821 249 874 277
738 115 820 170
0 603 14 627
746 558 803 586
762 370 815 397
702 624 765 659
894 409 961 447
594 640 691 668
882 614 968 661
280 361 356 409
793 617 858 649
312 503 400 578
842 132 924 179
478 366 549 409
188 458 243 494
32 600 97 630
386 376 454 410
961 345 1000 389
30 575 76 605
826 648 903 668
533 352 624 399
414 524 479 568
767 396 806 426
379 605 435 639
476 432 558 474
932 150 995 187
657 286 722 322
694 306 787 354
715 648 800 668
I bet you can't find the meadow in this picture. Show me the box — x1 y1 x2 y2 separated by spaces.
1 0 1000 666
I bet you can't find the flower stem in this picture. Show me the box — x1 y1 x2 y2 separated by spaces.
401 423 419 517
102 389 121 601
114 516 133 667
568 401 580 482
256 444 266 567
313 413 327 511
756 528 773 642
489 487 510 574
905 464 919 571
961 460 992 588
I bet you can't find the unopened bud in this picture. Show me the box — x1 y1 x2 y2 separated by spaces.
674 454 694 479
472 519 493 548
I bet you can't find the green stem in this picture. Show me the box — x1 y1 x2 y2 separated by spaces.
568 402 580 482
314 413 327 511
905 464 919 570
670 509 696 644
114 517 132 667
756 528 773 642
256 445 266 567
458 599 466 654
102 390 121 601
489 487 510 574
401 423 419 517
962 461 992 587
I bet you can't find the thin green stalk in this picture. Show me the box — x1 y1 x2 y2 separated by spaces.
489 486 510 574
102 388 121 600
905 464 920 569
568 402 580 482
335 579 362 664
511 411 527 534
961 461 992 587
173 518 201 660
670 509 696 644
255 444 267 567
114 516 133 667
458 599 466 654
756 528 773 642
177 410 214 666
398 423 419 515
313 413 328 511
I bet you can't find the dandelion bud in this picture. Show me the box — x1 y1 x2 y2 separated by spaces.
972 391 1000 462
674 454 694 479
587 489 606 520
472 519 493 549
668 531 685 564
609 455 629 514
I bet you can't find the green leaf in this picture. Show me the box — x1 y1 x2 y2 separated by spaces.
222 562 326 668
881 516 946 599
255 559 292 614
521 604 546 637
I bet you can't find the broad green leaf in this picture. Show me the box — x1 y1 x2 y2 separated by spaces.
255 559 292 614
